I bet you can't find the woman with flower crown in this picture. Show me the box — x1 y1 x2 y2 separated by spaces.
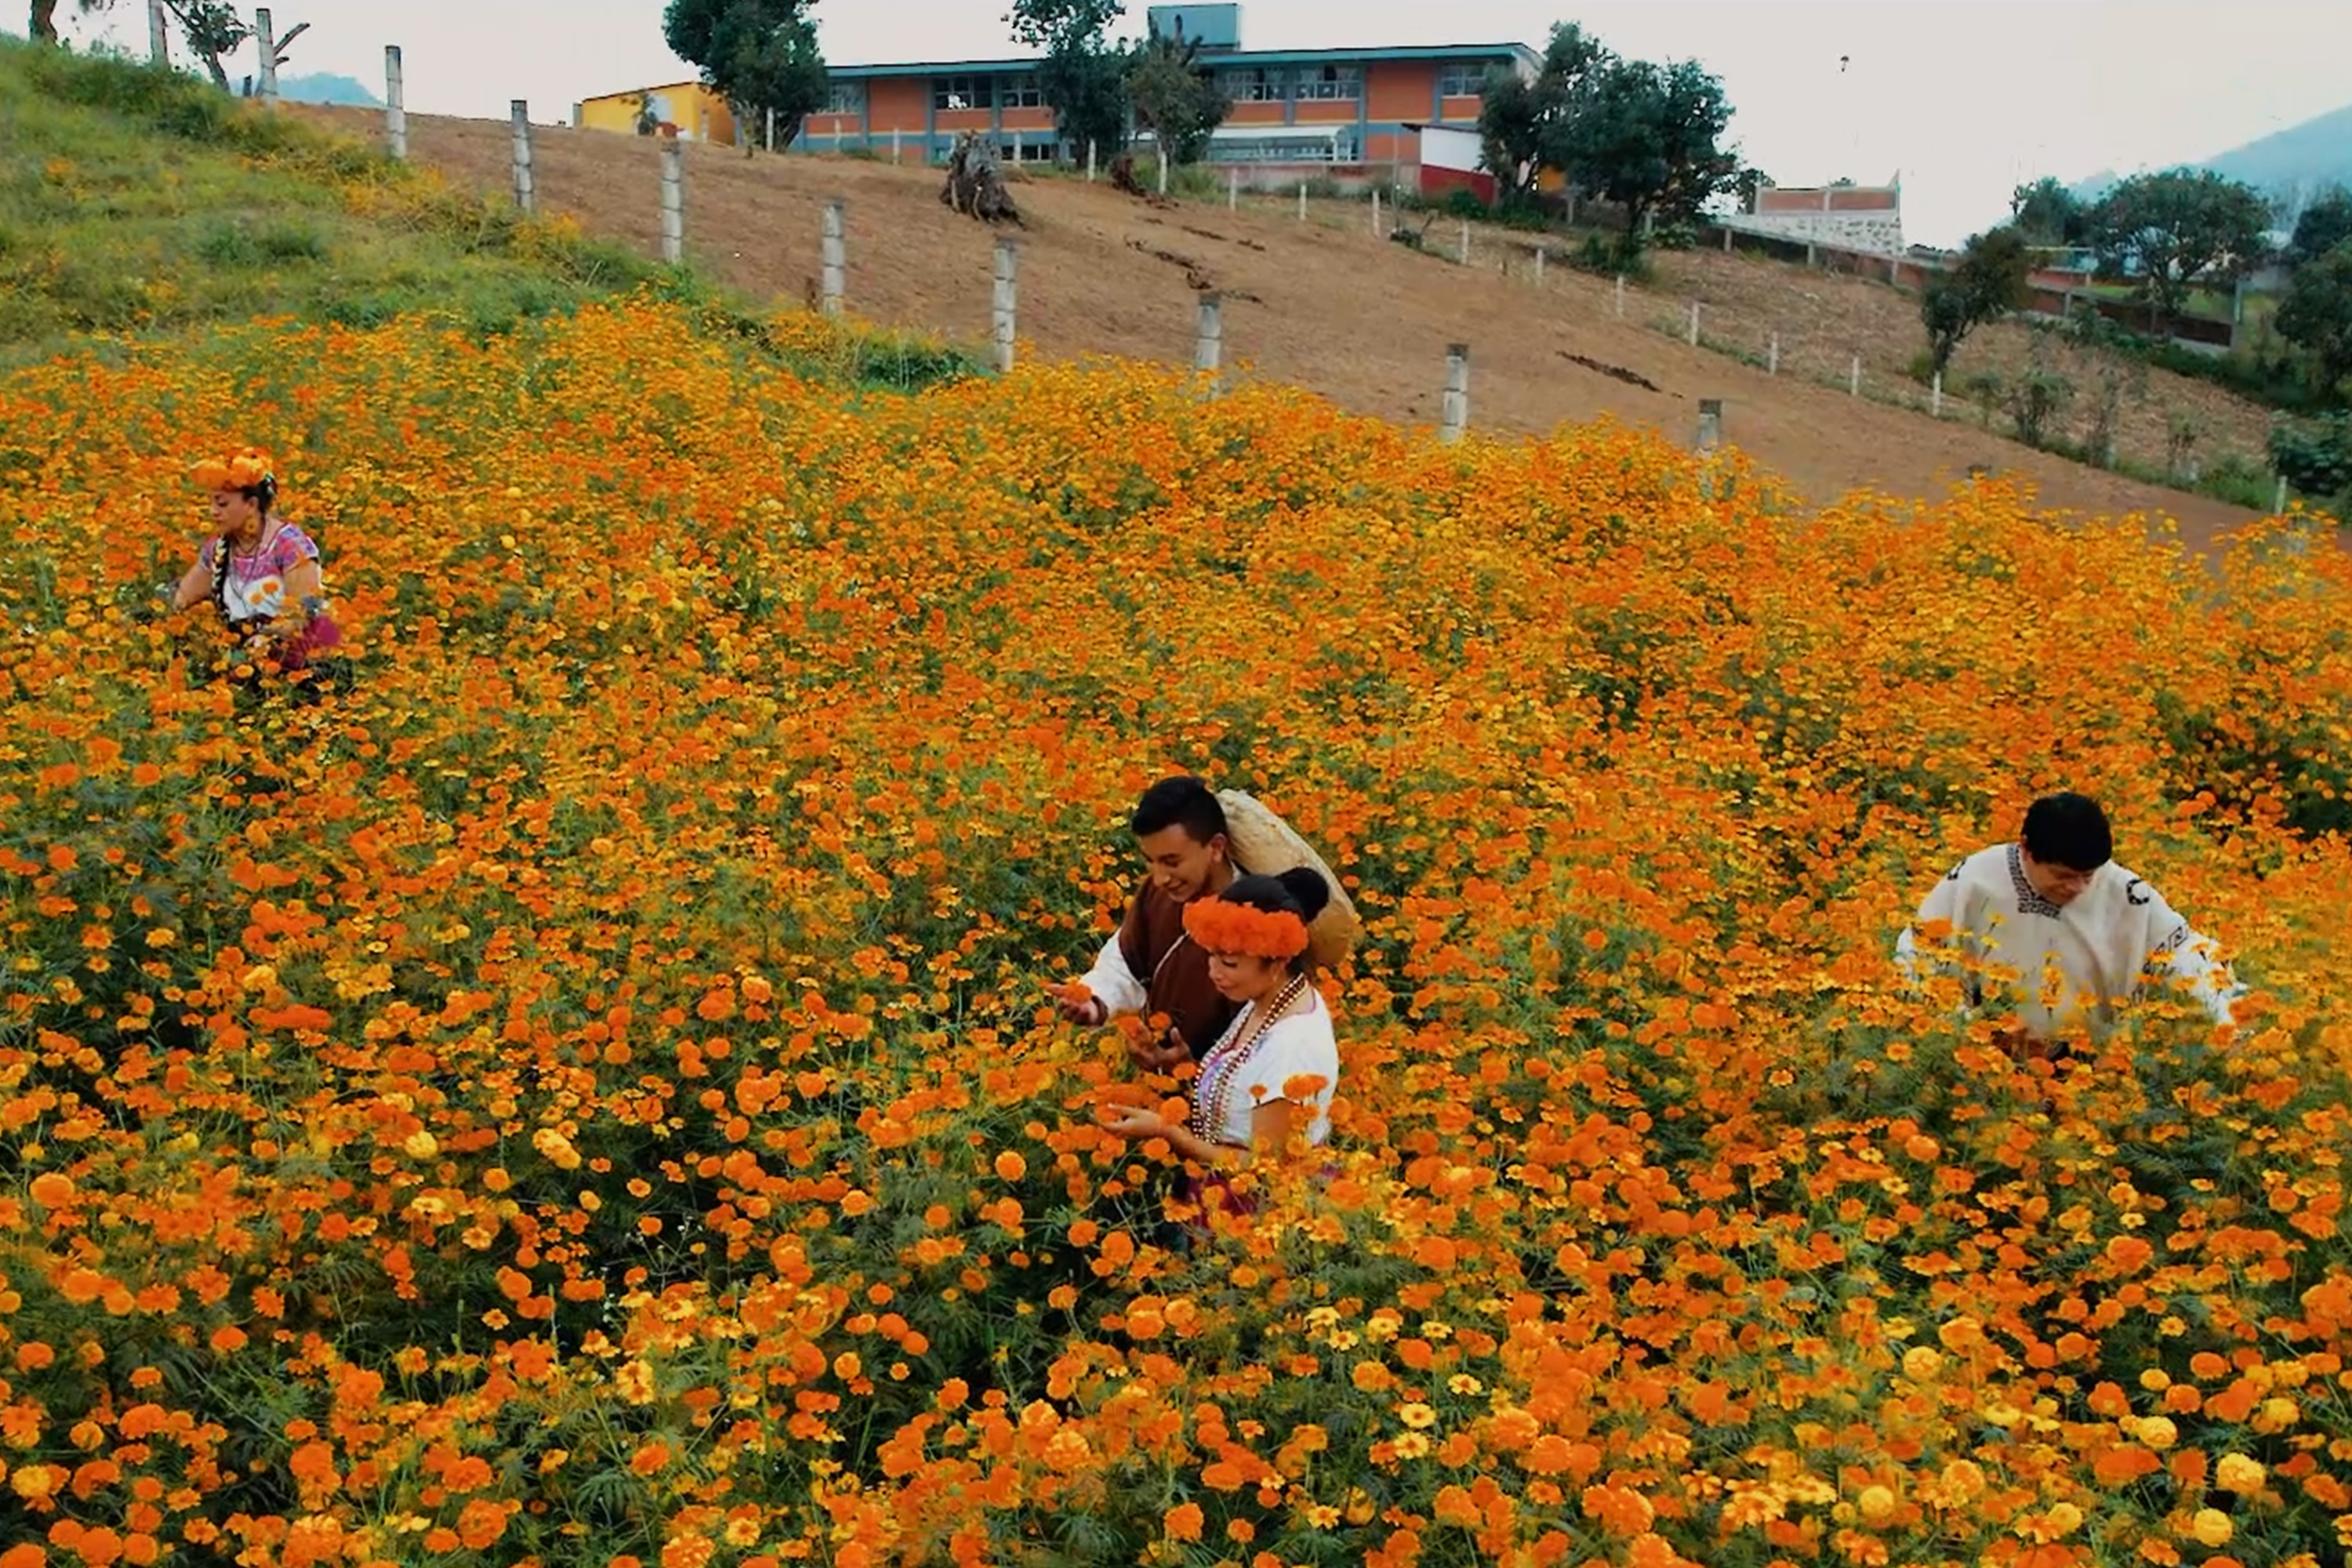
162 448 339 677
1098 869 1341 1184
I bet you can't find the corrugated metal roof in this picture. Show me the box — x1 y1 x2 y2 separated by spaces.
826 42 1538 79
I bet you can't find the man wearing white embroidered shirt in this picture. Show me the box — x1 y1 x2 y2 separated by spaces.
1894 792 2243 1047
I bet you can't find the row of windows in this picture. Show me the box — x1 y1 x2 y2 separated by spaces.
1204 132 1363 164
818 64 1505 116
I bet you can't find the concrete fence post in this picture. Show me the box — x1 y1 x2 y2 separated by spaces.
510 101 535 213
1767 335 1779 376
1457 217 1469 264
1849 354 1862 397
992 240 1018 373
1156 148 1168 196
255 8 278 105
1084 140 1094 181
147 0 168 64
893 129 903 165
659 138 685 265
1228 169 1238 210
1532 246 1545 286
1195 292 1223 383
1686 302 1700 346
1931 370 1944 418
2275 475 2290 514
1697 398 1722 452
1298 181 1306 221
383 45 407 160
1614 274 1625 318
820 199 846 316
1439 343 1469 443
1370 187 1381 236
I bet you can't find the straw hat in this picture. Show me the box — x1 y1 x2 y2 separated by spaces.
1215 789 1360 971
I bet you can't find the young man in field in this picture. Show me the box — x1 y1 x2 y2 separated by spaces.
1056 776 1242 1073
1894 791 2243 1050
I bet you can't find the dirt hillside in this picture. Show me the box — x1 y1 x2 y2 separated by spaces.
301 107 2268 547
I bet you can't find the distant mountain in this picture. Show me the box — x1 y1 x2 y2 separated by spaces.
277 72 380 108
2067 101 2352 211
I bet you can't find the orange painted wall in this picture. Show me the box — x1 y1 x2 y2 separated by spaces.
1365 61 1431 121
1436 93 1483 124
1000 107 1056 134
1364 129 1412 164
868 78 928 133
1292 97 1359 125
1228 100 1287 126
935 107 991 135
804 111 856 137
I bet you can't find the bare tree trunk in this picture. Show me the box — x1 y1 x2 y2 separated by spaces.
31 0 61 42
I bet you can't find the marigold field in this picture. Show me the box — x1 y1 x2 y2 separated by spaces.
4 297 2352 1568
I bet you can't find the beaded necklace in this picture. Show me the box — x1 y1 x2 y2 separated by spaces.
1189 972 1308 1145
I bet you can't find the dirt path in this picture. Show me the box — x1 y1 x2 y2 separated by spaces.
304 107 2274 550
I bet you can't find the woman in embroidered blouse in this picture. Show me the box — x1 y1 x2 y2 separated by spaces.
1098 869 1341 1168
163 448 336 668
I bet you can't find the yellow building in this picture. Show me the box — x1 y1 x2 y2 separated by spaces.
575 81 737 143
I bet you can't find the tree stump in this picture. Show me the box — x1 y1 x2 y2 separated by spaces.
939 132 1023 226
1108 154 1177 209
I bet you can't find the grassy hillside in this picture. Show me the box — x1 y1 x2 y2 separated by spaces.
0 39 972 390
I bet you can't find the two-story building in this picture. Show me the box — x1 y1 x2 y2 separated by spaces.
797 4 1537 191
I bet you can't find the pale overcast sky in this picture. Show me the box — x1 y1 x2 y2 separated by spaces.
31 1 2352 245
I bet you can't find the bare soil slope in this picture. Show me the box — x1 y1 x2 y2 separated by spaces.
306 107 2265 546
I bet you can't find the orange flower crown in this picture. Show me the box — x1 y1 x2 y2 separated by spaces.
1182 895 1308 960
191 448 275 492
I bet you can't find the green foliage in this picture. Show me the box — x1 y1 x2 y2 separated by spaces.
0 38 722 360
1005 0 1122 50
1919 226 2031 378
2009 175 2091 247
1474 22 1606 203
2004 365 2074 450
2285 183 2352 266
2088 168 2272 337
1554 55 1737 245
2267 411 2352 505
2274 241 2352 402
660 0 826 149
69 0 250 89
1123 21 1228 166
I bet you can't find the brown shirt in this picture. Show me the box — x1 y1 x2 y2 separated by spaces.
1117 878 1239 1060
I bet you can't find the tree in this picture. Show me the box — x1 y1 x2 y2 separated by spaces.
2276 242 2352 401
1919 224 2031 378
662 0 827 151
2086 169 2271 337
1007 0 1129 166
1122 21 1226 167
31 0 59 42
1555 55 1737 249
1475 22 1607 202
2009 176 2089 247
2285 184 2352 267
64 0 254 87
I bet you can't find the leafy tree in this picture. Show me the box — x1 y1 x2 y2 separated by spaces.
662 0 827 151
1555 55 1737 249
2087 168 2271 337
31 0 59 42
2285 184 2352 267
2009 176 2090 247
2276 242 2352 402
1007 0 1129 165
1123 21 1226 167
1919 224 2031 378
64 0 253 88
1475 22 1607 202
1733 165 1771 213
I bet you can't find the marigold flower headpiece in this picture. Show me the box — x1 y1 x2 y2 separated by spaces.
1183 895 1308 960
191 448 275 493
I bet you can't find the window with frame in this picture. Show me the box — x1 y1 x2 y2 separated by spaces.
1219 67 1287 103
825 82 865 115
1437 65 1490 99
933 75 992 111
1295 64 1360 101
997 74 1043 108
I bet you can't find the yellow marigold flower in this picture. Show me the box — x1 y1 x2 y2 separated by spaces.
2216 1453 2266 1494
1397 1402 1438 1430
1902 1346 1943 1381
1857 1485 1896 1522
2188 1508 2233 1547
2135 1415 2178 1449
